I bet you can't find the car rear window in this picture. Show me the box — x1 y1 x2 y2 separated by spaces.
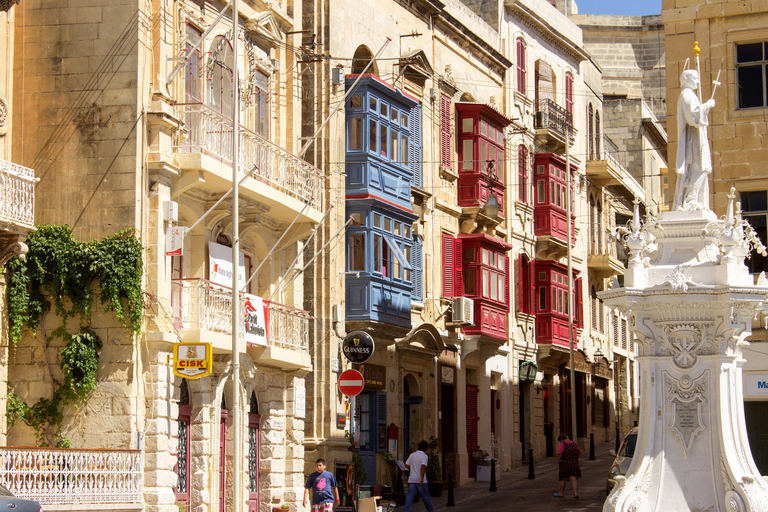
620 433 637 458
0 485 14 497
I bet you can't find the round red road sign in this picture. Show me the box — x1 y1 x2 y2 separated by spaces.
338 369 365 397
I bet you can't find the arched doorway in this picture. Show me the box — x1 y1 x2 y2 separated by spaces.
247 392 260 512
403 374 422 458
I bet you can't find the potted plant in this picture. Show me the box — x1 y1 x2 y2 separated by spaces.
426 436 443 497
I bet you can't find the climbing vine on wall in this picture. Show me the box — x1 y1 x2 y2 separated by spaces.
5 225 143 446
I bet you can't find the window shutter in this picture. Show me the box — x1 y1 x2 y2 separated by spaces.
516 255 523 313
529 259 536 314
410 105 422 188
504 256 510 311
455 237 463 297
442 233 455 297
412 235 423 301
575 277 583 329
376 391 387 453
441 94 452 170
466 385 479 453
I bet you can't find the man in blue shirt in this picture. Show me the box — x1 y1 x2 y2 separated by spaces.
303 459 340 511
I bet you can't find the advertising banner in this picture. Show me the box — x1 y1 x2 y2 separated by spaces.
166 227 187 256
208 242 246 288
243 294 268 346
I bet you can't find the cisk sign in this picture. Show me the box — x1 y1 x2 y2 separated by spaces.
173 342 213 379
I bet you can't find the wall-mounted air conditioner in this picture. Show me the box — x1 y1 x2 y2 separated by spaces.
450 296 474 326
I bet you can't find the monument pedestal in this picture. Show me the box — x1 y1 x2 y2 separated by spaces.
602 209 768 512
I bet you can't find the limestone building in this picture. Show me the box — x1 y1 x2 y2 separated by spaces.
662 0 768 474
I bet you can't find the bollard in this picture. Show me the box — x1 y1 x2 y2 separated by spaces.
489 458 497 492
616 427 621 451
447 473 455 507
527 448 535 480
589 433 596 461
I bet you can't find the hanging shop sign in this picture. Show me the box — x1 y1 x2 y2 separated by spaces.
165 226 187 257
173 342 213 379
243 294 268 346
342 330 375 363
354 363 386 390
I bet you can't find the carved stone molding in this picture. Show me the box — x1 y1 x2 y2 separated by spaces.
0 240 27 267
665 371 708 455
657 323 717 367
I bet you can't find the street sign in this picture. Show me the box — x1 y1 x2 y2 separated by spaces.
342 330 375 363
338 369 365 397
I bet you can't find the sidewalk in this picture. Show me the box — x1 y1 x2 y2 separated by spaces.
423 440 617 510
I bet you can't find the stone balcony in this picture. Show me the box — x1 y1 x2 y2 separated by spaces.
533 99 574 151
171 278 311 370
0 159 36 265
0 446 142 509
173 103 325 233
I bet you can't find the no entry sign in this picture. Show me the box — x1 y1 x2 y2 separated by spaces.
338 369 365 397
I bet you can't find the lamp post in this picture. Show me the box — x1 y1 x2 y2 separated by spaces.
483 195 501 218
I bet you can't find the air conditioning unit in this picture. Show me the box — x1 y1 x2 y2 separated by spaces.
450 296 474 326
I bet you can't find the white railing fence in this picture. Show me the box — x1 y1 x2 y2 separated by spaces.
0 447 142 505
172 279 310 352
174 103 323 210
0 160 35 226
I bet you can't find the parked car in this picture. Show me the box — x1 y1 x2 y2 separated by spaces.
607 428 638 495
0 484 43 511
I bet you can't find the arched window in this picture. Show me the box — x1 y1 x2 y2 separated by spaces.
595 111 601 158
352 45 379 76
175 380 191 508
516 38 527 95
209 36 233 116
248 392 260 506
565 72 574 115
588 103 594 160
518 145 528 203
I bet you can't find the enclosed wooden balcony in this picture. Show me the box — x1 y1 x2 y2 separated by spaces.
171 278 311 370
174 104 325 233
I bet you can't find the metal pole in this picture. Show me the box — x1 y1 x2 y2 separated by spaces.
527 449 535 480
231 0 242 510
589 433 595 461
489 458 497 492
566 124 577 444
447 474 455 507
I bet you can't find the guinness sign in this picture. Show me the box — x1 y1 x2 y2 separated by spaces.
342 331 375 363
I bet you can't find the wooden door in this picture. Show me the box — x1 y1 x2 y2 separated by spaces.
466 385 478 477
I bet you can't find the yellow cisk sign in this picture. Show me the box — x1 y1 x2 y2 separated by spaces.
173 342 213 379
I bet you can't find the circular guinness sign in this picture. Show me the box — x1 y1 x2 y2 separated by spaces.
342 331 375 363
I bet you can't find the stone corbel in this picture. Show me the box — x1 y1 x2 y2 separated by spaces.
0 239 27 267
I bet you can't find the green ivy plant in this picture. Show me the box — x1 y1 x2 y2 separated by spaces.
5 225 142 446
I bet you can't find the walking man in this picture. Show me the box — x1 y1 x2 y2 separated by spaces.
404 440 434 512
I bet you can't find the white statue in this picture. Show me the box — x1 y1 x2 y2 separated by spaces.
673 69 715 211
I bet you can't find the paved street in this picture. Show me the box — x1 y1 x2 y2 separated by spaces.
417 440 617 512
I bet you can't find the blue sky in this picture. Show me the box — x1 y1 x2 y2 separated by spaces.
575 0 662 16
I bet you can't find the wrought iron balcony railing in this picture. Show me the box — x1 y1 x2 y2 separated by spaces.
533 99 574 144
0 447 142 506
174 103 323 210
0 160 35 227
171 278 309 352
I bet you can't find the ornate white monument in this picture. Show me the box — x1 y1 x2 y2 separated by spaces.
602 59 768 511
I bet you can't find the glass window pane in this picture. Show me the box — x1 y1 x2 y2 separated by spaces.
742 191 768 212
381 102 388 118
537 180 545 203
350 234 365 271
349 118 362 150
537 165 545 175
402 113 408 128
539 287 546 310
404 224 411 238
381 124 388 157
369 120 377 153
402 136 409 166
374 213 382 228
391 108 398 123
483 269 490 297
350 95 362 109
393 246 401 279
464 268 475 295
350 212 364 226
737 43 764 63
463 139 474 170
738 65 765 109
391 129 398 162
463 247 476 262
498 274 505 300
385 217 391 232
373 235 382 273
490 270 498 300
462 118 473 133
394 222 401 236
369 96 377 112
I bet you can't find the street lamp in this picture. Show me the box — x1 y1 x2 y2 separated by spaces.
483 195 501 218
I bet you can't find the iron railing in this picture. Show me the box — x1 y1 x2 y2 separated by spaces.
171 278 309 351
0 447 142 505
174 103 323 210
533 99 574 144
0 160 35 226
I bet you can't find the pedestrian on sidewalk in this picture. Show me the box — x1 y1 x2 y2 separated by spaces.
303 459 340 511
404 440 435 512
554 433 581 498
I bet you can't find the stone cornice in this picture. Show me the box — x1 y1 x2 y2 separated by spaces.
432 11 512 74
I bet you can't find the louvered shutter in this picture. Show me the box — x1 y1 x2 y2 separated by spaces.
376 391 387 452
440 94 451 170
516 256 523 313
442 233 455 297
410 105 422 188
529 259 536 314
466 385 479 453
412 235 423 301
504 256 510 311
454 237 463 297
576 277 584 329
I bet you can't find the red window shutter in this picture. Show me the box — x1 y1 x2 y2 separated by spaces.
441 94 452 170
442 233 455 297
576 277 584 329
466 385 479 452
504 256 510 311
516 255 523 313
529 259 536 314
454 237 463 297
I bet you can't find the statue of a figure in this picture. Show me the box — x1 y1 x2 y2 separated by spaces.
673 69 715 211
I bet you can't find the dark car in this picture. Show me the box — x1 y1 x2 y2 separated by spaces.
0 484 43 511
607 428 638 495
